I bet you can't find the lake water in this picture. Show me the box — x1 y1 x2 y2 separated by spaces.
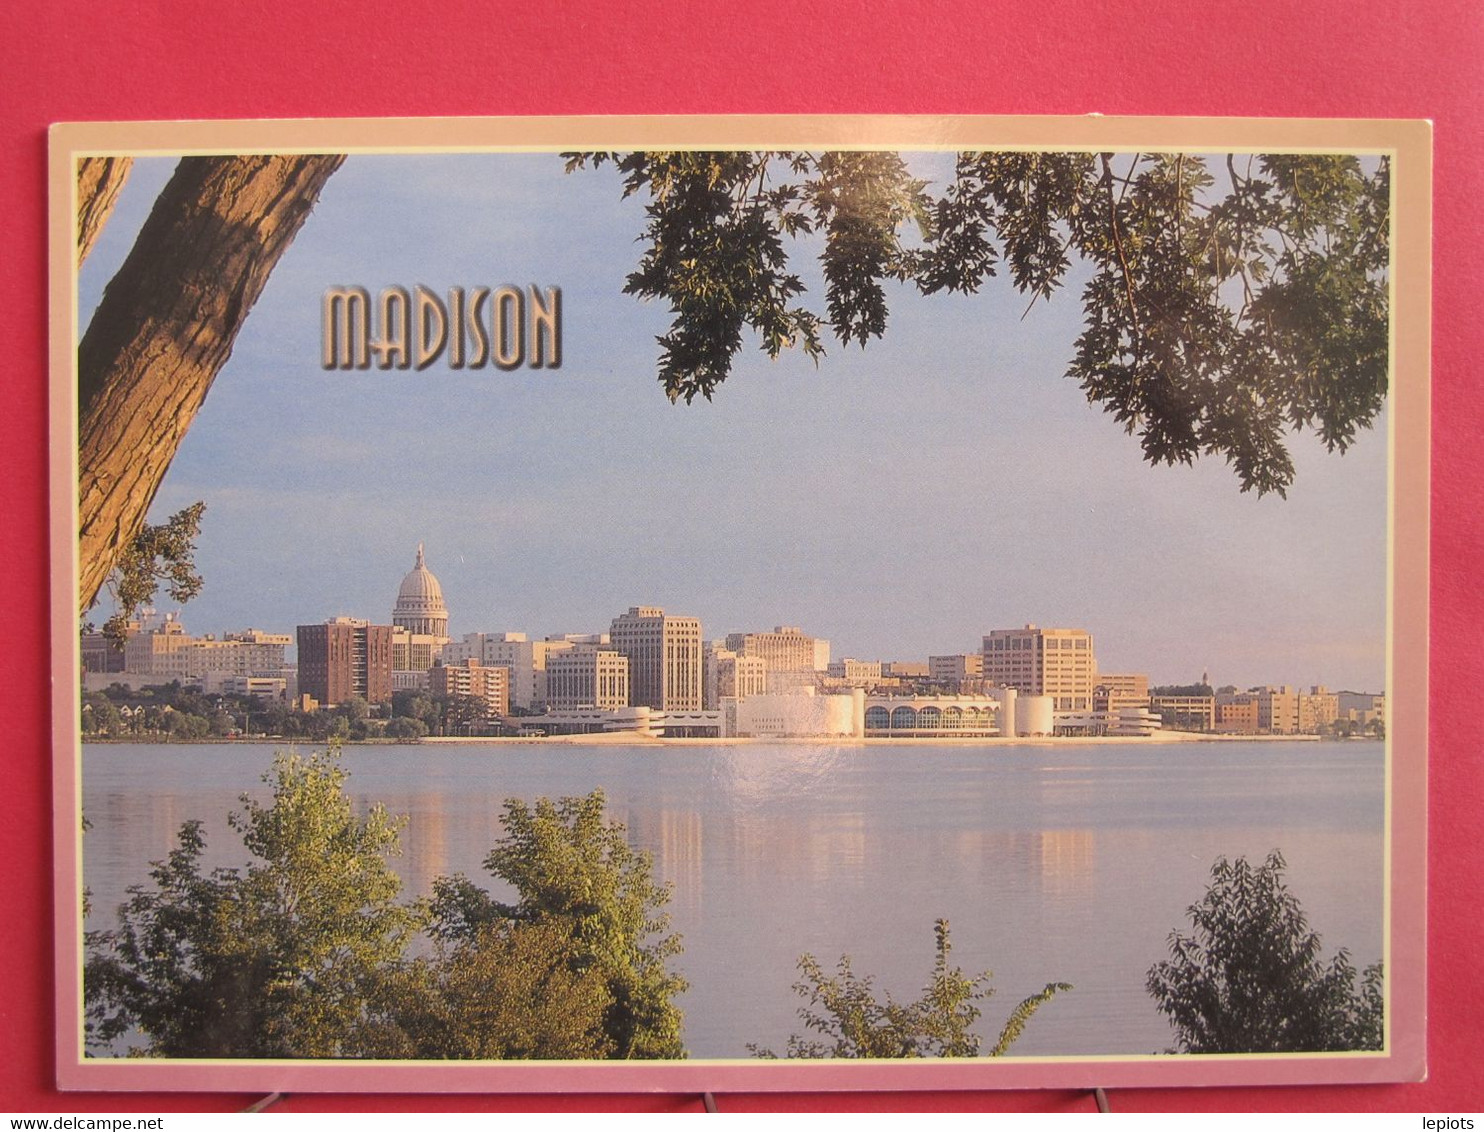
81 739 1385 1059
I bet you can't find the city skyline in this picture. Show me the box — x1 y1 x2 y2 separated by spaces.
78 152 1390 693
114 550 1383 697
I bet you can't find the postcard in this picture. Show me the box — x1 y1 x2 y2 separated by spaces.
50 116 1429 1093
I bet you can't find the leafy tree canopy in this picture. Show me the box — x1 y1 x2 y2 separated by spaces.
85 747 416 1058
384 715 429 740
86 768 688 1061
569 150 1389 496
1151 683 1215 697
378 789 687 1061
92 502 206 647
1147 850 1384 1053
363 917 615 1060
442 790 689 1059
752 919 1069 1059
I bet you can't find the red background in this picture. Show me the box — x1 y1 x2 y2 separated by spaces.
3 0 1480 1113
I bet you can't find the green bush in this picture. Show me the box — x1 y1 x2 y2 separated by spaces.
1147 851 1383 1053
753 920 1069 1059
85 752 687 1060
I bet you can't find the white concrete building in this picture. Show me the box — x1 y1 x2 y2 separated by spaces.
537 705 723 738
539 705 660 737
863 693 1001 737
1052 706 1163 736
729 688 864 739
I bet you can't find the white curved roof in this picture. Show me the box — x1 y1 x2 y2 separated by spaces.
394 543 447 615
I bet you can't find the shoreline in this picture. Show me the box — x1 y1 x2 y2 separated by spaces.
416 731 1325 747
83 730 1336 748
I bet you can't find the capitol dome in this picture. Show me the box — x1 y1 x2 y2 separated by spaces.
392 543 449 639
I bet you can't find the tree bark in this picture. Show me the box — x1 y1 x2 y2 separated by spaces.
78 155 345 613
76 157 133 265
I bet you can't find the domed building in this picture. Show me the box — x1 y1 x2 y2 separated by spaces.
393 543 450 638
391 544 450 679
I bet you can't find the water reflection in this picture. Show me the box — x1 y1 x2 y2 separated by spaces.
625 805 706 910
82 740 1385 1059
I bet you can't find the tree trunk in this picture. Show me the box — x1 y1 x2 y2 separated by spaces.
76 156 133 265
78 155 345 613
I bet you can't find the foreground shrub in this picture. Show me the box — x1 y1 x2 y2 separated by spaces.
753 919 1069 1059
85 750 686 1060
1147 850 1383 1053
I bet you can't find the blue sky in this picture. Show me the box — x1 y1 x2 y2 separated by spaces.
79 152 1389 691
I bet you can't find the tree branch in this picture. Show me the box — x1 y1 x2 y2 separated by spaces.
1101 154 1141 347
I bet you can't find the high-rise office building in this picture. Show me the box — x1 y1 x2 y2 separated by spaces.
297 618 394 706
724 626 829 679
609 606 702 711
546 646 630 710
703 642 768 708
982 624 1098 711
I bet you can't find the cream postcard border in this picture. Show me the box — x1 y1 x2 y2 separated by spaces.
49 115 1430 1093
